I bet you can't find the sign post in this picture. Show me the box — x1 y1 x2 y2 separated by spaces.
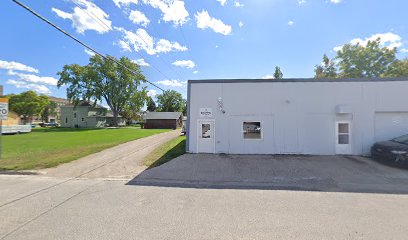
0 98 8 159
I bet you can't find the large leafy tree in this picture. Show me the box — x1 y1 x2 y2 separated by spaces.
314 54 338 79
314 38 398 78
146 96 156 112
273 66 283 79
58 55 147 126
119 90 148 124
8 91 49 124
337 38 397 78
383 58 408 77
182 99 187 116
41 101 58 122
156 90 184 112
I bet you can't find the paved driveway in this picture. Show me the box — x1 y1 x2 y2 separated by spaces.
131 154 408 194
37 130 181 180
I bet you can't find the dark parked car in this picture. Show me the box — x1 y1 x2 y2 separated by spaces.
39 122 59 127
371 134 408 169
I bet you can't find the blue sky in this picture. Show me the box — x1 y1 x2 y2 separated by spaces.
1 0 408 100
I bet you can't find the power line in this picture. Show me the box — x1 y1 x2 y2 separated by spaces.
11 0 165 91
71 1 112 32
70 0 182 85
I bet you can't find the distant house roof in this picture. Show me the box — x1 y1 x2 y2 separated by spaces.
145 112 182 120
49 96 69 104
62 100 106 109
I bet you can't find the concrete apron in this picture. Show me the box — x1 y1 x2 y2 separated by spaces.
130 153 408 194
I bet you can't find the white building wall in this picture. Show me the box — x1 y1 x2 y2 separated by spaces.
187 80 408 155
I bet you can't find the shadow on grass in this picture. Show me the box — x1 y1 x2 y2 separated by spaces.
148 139 186 169
32 127 107 133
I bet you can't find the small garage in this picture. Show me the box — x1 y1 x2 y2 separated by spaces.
186 78 408 155
144 112 183 129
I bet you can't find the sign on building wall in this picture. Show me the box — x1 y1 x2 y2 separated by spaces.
199 108 213 118
0 98 8 121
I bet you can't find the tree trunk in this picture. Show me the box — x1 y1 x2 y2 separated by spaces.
112 111 118 127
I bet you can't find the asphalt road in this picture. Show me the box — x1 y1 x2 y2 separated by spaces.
1 174 408 240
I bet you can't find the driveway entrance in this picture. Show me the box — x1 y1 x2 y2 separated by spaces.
131 154 408 193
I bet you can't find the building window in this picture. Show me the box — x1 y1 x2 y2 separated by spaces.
243 122 261 139
65 117 68 124
74 113 77 118
338 123 350 144
82 118 85 121
201 124 211 139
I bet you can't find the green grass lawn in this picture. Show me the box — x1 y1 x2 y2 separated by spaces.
144 136 186 169
0 127 169 170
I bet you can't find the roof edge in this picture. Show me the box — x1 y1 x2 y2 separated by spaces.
188 77 408 84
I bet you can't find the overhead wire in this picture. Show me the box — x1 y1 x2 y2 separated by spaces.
73 0 187 83
11 0 165 91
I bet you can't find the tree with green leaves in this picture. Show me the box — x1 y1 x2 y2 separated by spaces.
119 90 148 124
383 58 408 77
273 66 283 79
8 91 49 124
146 96 156 112
156 90 184 112
57 55 147 126
182 99 187 116
315 38 398 79
336 38 397 78
314 54 338 78
41 101 58 122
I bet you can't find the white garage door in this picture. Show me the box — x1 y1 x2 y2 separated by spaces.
374 112 408 142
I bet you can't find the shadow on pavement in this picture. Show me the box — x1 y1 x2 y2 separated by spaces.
127 154 408 194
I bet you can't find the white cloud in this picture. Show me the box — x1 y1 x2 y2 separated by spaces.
84 48 95 56
156 79 186 87
113 0 138 8
262 75 274 79
193 70 198 74
156 39 187 53
129 10 150 27
132 58 150 67
234 1 244 7
116 40 132 52
330 0 342 4
147 89 157 97
7 70 58 86
142 0 189 26
115 27 187 55
288 21 294 26
333 32 403 52
216 0 227 6
0 60 39 73
195 10 232 35
6 80 51 95
172 60 196 69
298 0 306 5
401 48 408 53
238 21 243 28
52 0 112 34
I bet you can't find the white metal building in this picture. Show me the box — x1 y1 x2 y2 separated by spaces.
186 78 408 155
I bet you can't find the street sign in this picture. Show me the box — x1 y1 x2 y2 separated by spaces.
0 98 8 120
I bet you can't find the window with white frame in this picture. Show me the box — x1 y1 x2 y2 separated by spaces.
201 123 211 139
243 122 261 139
337 123 350 144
